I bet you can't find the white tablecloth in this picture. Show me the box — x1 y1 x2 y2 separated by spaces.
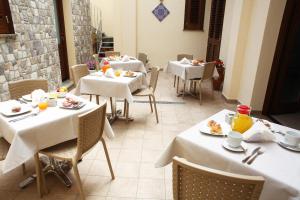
156 109 300 200
0 95 114 173
100 59 146 73
167 61 205 80
74 72 147 103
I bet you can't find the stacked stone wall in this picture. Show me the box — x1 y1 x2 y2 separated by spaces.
0 0 61 101
72 0 93 64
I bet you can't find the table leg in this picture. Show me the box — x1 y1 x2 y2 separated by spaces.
107 98 133 124
19 156 73 189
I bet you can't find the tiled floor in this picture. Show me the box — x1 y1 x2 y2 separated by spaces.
0 72 236 199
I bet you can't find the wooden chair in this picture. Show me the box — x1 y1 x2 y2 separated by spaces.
105 51 120 57
71 64 99 103
175 54 193 92
133 67 160 123
38 102 114 200
8 79 48 99
138 52 150 72
192 62 215 104
173 157 265 200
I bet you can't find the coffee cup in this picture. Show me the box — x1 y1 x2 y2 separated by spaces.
284 131 300 147
227 131 243 148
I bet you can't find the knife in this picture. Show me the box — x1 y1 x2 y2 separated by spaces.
242 147 261 163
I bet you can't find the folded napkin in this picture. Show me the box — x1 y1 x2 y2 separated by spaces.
105 68 115 78
180 57 191 64
121 55 130 62
243 121 276 142
31 89 46 103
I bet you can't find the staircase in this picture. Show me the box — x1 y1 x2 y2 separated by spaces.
90 3 115 59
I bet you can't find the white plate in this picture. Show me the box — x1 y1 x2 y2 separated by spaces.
1 105 32 117
222 140 247 152
278 139 300 152
199 122 231 136
22 94 32 101
58 102 86 110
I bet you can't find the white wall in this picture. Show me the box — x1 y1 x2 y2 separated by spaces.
90 0 114 37
90 0 211 67
137 0 211 67
220 0 286 110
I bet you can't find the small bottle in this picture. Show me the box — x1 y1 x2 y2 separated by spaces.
231 105 253 133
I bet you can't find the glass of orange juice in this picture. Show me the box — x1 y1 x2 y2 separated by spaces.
38 98 48 111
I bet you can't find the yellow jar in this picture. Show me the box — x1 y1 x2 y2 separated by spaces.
231 113 253 133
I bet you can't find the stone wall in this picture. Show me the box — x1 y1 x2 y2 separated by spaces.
0 0 61 101
72 0 93 64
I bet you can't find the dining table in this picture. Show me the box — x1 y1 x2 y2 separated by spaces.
74 71 147 122
0 94 114 187
167 61 205 97
155 109 300 200
100 57 147 74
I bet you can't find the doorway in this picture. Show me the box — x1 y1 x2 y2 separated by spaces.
263 0 300 129
53 0 69 81
206 0 226 61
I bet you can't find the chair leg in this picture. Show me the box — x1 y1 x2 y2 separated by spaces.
72 160 85 200
148 95 153 113
100 138 115 179
125 100 129 122
34 153 47 198
123 99 127 117
152 95 159 123
198 81 202 105
110 97 114 114
173 75 176 87
22 163 26 175
89 94 92 102
183 80 186 99
96 95 100 104
176 77 180 94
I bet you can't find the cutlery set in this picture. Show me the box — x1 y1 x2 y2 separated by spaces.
9 111 39 123
242 147 264 165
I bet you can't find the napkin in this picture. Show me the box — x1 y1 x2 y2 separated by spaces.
121 55 130 62
31 89 46 103
180 57 191 64
105 68 115 78
243 121 276 142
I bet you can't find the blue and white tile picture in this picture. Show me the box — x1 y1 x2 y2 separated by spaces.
152 3 170 22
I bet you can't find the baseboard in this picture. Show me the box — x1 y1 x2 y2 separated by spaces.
221 94 239 104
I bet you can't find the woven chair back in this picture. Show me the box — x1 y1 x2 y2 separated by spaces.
173 157 264 200
138 53 148 66
71 64 89 86
8 79 48 99
77 102 107 158
149 67 160 92
202 62 215 80
105 51 120 57
177 54 193 61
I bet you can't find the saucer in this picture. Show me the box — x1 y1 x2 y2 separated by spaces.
222 141 247 152
278 139 300 152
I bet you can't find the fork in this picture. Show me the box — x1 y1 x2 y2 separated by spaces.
9 110 40 123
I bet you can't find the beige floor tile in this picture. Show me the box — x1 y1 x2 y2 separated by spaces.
141 149 162 163
137 179 165 199
88 160 116 177
107 178 138 198
139 163 164 179
115 162 140 178
142 138 164 150
83 176 112 196
165 179 173 200
122 138 143 150
118 149 141 163
0 190 18 200
95 148 121 162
